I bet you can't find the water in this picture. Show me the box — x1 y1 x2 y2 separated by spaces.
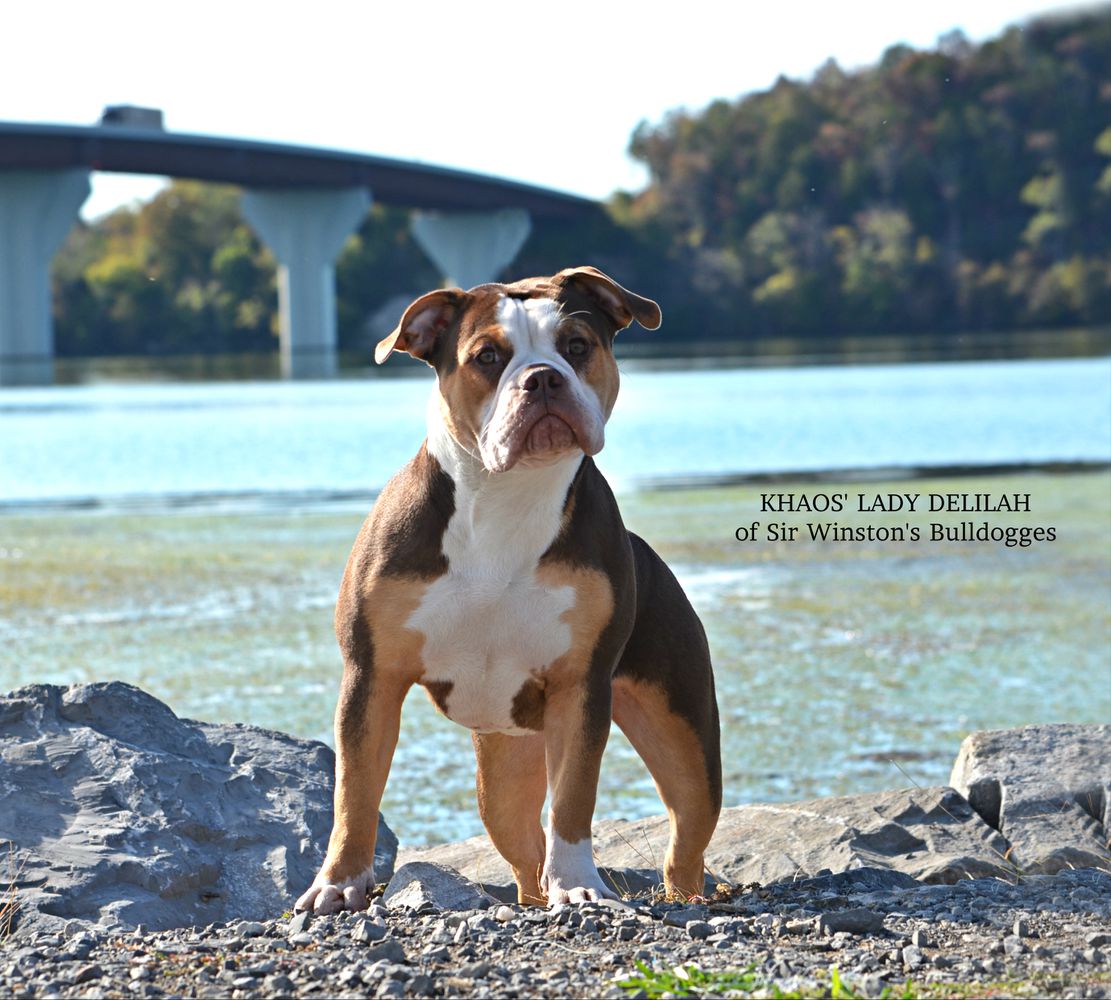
1 357 1109 845
2 357 1109 504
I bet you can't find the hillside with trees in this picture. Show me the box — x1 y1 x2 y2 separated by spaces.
51 6 1111 359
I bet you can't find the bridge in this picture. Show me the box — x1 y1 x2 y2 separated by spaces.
0 115 598 385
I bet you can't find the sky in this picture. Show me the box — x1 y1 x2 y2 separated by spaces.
3 0 1093 220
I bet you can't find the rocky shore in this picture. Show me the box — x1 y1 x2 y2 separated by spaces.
2 682 1109 998
3 866 1109 998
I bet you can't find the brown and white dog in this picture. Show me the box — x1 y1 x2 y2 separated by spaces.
296 266 721 912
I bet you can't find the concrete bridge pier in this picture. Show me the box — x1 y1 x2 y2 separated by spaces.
0 169 90 386
241 187 370 379
410 209 531 290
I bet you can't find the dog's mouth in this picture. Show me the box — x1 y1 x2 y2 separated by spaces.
523 414 576 456
479 401 601 473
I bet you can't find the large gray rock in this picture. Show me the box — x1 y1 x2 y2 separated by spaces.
398 785 1013 896
950 723 1110 874
0 682 397 935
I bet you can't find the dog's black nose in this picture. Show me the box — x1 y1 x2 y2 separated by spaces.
520 367 564 393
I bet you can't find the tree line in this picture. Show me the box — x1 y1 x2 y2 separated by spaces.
51 6 1111 358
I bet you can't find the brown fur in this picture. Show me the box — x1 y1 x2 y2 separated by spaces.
423 679 454 716
612 677 721 897
530 563 619 845
473 731 547 904
509 678 546 731
434 291 505 449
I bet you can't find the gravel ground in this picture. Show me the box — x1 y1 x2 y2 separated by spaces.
3 868 1109 999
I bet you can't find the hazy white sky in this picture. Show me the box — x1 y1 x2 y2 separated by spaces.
3 0 1089 219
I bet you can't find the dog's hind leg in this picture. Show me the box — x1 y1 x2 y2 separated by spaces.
612 533 722 899
473 731 547 904
612 675 721 899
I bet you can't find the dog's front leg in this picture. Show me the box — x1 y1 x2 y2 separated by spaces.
540 677 618 905
296 666 410 914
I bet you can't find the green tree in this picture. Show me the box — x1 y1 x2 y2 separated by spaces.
51 5 1111 358
54 182 277 356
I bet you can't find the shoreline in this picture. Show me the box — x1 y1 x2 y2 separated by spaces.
3 681 1109 998
3 869 1109 998
37 327 1111 385
1 458 1107 517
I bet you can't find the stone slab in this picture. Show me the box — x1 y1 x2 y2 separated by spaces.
950 723 1110 874
382 862 495 911
398 785 1014 897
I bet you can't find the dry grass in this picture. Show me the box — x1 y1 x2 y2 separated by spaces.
0 843 25 939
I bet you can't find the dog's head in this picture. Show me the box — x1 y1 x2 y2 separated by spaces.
376 266 660 473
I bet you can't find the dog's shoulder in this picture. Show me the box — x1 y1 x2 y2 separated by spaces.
539 458 630 572
350 440 455 582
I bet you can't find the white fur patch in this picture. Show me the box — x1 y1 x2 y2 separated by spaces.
295 864 376 914
542 831 616 905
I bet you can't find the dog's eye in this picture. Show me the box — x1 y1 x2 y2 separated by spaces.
475 347 498 366
566 337 589 358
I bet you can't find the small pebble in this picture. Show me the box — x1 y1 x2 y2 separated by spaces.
457 961 493 979
73 964 104 984
352 917 387 944
662 906 708 927
902 945 924 969
287 910 312 935
264 973 296 993
818 907 886 935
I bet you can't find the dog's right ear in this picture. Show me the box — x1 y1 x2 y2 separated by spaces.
375 288 468 365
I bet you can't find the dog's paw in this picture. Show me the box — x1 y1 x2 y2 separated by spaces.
542 833 619 906
546 882 619 905
295 866 375 914
542 870 619 906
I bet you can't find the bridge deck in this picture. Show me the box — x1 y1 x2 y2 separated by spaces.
0 121 597 218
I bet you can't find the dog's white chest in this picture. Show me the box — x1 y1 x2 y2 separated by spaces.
408 567 574 734
404 454 583 735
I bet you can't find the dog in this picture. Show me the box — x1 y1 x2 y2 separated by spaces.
296 266 721 911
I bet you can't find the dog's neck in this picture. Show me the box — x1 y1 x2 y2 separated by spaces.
425 389 583 561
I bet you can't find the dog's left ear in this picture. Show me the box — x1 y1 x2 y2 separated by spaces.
556 266 662 331
375 288 469 365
